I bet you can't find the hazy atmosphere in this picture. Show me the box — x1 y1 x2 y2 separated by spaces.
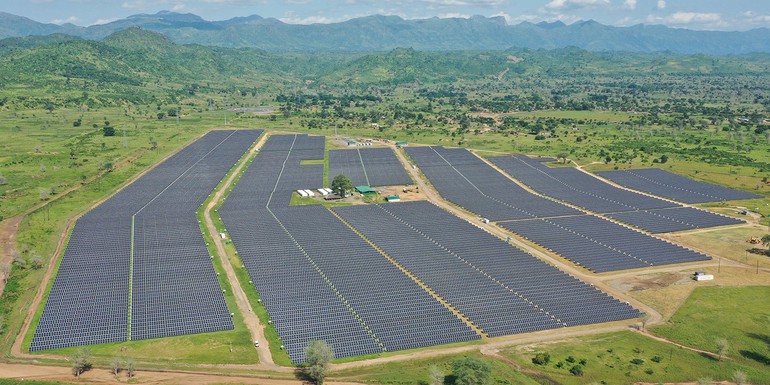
5 0 770 30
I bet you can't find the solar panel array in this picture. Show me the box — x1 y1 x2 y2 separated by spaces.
31 130 260 351
605 207 743 234
329 148 413 187
490 155 743 233
596 168 762 203
334 202 641 335
500 215 710 273
220 135 477 363
405 146 579 221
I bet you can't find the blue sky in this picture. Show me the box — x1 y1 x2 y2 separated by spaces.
5 0 770 31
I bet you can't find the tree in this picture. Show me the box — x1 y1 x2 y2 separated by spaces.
103 126 115 136
733 370 748 385
331 174 353 197
761 234 770 248
30 255 43 269
126 359 136 378
716 338 729 361
452 357 491 385
428 365 444 385
532 352 551 365
305 340 334 384
110 357 122 376
0 262 10 284
569 364 584 376
556 153 568 164
71 348 92 378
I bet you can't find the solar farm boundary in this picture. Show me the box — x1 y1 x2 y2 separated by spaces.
326 206 487 339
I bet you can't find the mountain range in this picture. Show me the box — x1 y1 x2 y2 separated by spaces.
1 11 770 55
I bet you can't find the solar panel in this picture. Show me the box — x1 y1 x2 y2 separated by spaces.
31 130 261 351
499 214 711 272
334 202 641 336
404 146 579 220
597 168 762 203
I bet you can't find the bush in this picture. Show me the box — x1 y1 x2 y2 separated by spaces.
630 358 645 365
103 126 115 136
569 365 584 376
555 361 565 369
532 352 551 366
566 356 576 363
651 355 663 363
645 368 654 375
578 358 587 366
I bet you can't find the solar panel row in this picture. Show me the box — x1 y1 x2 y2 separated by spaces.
334 202 642 335
596 168 761 203
31 130 261 351
489 155 744 233
605 207 743 234
329 148 413 187
489 155 676 213
499 215 710 273
405 146 579 220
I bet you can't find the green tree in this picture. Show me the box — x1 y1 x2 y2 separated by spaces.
569 364 584 376
305 340 334 384
761 234 770 248
71 348 92 378
103 126 115 136
331 174 353 197
532 352 551 365
452 357 491 385
716 338 729 361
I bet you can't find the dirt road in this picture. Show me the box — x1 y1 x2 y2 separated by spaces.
202 131 284 370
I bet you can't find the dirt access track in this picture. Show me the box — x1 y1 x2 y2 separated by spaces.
2 132 758 384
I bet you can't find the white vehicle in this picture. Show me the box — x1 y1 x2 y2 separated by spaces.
254 340 260 347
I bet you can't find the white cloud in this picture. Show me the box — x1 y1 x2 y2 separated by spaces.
666 12 722 25
743 11 770 24
544 0 610 11
279 11 342 24
623 0 636 10
91 18 119 26
656 0 666 10
51 16 80 25
438 13 471 19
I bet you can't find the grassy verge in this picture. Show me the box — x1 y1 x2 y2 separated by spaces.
331 350 539 385
504 331 769 385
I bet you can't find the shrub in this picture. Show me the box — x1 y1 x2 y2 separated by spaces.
630 358 645 365
651 356 663 363
532 352 551 366
555 361 565 369
569 365 584 376
566 356 576 363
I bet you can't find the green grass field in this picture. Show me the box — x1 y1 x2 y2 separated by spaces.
504 330 770 385
653 286 770 372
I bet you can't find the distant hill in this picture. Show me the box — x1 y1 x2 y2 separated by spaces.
1 28 769 95
2 11 770 55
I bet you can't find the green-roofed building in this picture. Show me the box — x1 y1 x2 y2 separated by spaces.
355 185 377 196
